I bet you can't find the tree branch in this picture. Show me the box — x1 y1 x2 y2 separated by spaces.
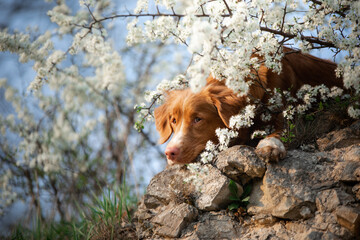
223 0 232 16
259 26 337 48
80 10 340 50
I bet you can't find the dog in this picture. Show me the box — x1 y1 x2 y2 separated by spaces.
154 47 343 165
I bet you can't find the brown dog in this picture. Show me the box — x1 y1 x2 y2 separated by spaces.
154 47 342 165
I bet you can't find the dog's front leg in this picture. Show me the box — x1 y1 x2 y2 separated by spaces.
255 135 287 162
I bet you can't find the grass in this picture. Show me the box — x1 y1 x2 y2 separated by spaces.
10 217 76 240
8 183 138 240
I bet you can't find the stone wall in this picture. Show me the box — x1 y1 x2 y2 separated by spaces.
134 121 360 239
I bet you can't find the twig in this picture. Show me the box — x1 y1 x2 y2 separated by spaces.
223 0 232 16
280 3 287 33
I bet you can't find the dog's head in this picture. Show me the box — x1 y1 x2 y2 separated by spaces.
154 79 246 164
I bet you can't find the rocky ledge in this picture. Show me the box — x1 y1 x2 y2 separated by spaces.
134 121 360 239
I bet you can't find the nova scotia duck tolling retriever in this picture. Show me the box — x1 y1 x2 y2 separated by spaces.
154 47 343 165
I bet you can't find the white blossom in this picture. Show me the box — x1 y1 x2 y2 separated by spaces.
251 130 267 139
126 19 144 45
162 0 176 9
229 105 256 129
188 55 210 93
328 86 344 98
200 140 219 164
79 0 96 7
268 89 283 108
296 104 309 115
4 88 15 101
144 16 177 42
184 163 209 192
283 105 296 120
134 0 148 14
348 105 360 119
261 112 272 122
216 128 238 151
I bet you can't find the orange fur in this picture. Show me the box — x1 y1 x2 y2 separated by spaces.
155 47 343 164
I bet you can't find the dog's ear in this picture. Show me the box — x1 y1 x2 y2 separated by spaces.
154 103 173 144
206 85 245 128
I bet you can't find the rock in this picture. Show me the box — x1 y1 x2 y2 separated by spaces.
296 229 342 240
353 183 360 200
251 214 278 226
248 150 319 220
297 229 324 240
335 206 360 236
215 145 266 184
316 189 354 213
343 144 360 162
194 164 243 211
335 160 360 182
144 164 192 206
182 212 240 240
300 206 313 219
242 222 292 239
143 194 162 209
151 202 198 238
312 212 354 239
317 120 360 151
313 212 337 231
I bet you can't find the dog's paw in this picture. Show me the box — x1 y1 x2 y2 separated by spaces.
255 137 286 163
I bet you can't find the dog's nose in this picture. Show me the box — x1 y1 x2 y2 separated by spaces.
165 146 180 161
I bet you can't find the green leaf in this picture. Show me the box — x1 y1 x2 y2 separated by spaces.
241 196 250 202
135 106 142 113
228 180 238 196
241 184 252 198
229 195 240 201
228 203 240 211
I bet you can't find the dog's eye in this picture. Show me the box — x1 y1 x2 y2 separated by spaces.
194 117 202 123
172 118 176 124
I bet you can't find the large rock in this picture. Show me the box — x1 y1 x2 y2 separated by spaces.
181 212 240 240
335 206 360 236
353 183 360 200
334 154 360 182
215 145 266 184
194 164 243 211
317 120 360 151
316 189 354 213
248 150 324 220
134 123 360 239
151 202 198 238
343 144 360 162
